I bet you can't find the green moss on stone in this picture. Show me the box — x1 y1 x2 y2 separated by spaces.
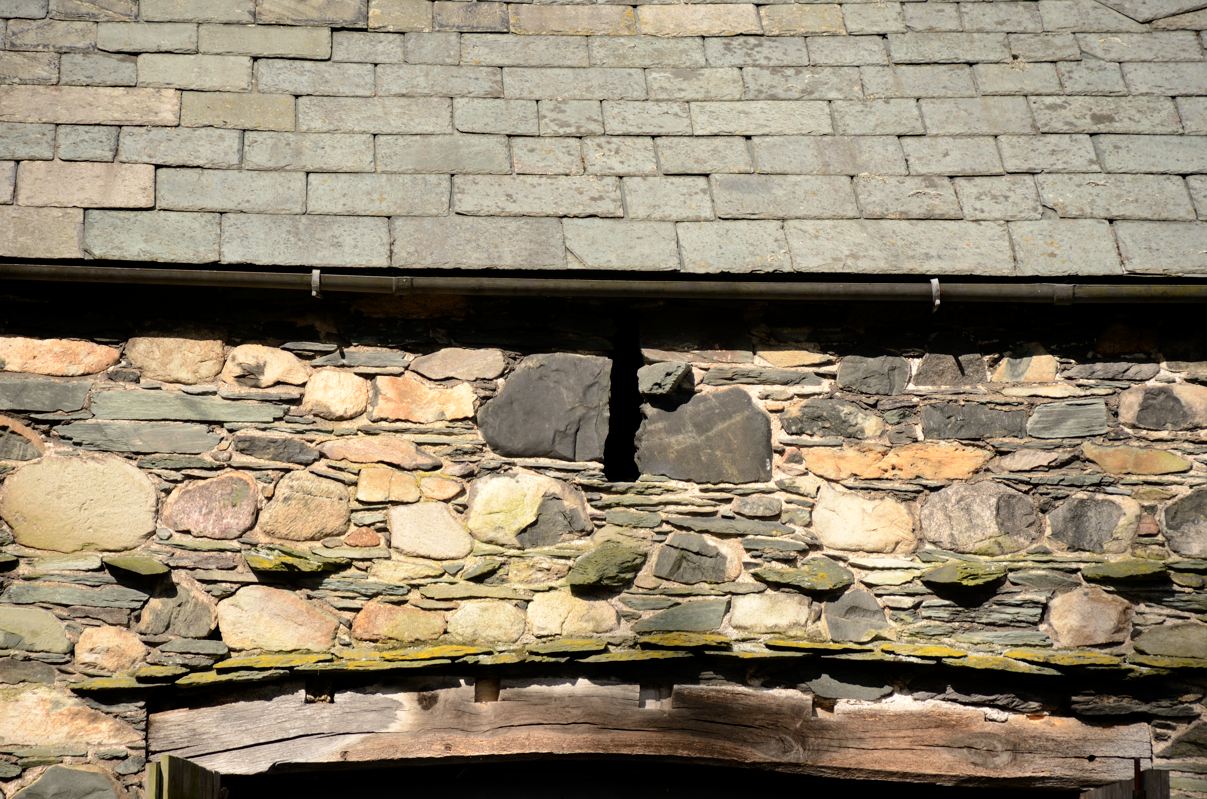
752 557 854 594
921 561 1007 589
102 555 169 578
1128 654 1207 670
1082 560 1166 583
567 541 648 590
581 650 693 663
69 676 144 692
134 665 188 681
528 638 609 655
176 669 289 687
765 638 870 653
298 658 454 673
379 644 489 661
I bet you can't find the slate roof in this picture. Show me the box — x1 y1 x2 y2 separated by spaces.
1 0 1205 277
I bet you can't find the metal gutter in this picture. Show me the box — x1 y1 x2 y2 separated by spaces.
2 262 1207 303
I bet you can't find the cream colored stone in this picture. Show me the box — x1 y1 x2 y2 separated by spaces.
991 350 1059 382
388 501 473 559
370 374 475 423
351 600 445 643
464 470 590 547
0 452 156 553
811 482 915 554
0 685 141 746
446 599 525 643
300 368 369 421
368 558 446 582
356 466 420 503
217 585 338 651
527 590 618 637
125 335 225 384
0 336 119 376
257 471 350 541
221 344 311 387
729 592 811 634
1044 586 1131 648
16 160 154 208
75 625 148 674
756 348 830 367
410 347 507 381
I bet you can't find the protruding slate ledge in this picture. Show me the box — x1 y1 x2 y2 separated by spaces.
146 678 1152 788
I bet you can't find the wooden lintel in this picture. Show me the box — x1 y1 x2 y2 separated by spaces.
148 679 1152 790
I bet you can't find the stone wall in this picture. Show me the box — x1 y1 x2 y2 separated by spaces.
0 291 1205 796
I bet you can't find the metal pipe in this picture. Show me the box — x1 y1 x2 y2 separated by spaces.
2 261 1207 303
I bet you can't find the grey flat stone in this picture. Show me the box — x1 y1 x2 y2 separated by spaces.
922 402 1027 440
632 598 729 632
58 420 221 453
1026 399 1108 438
90 390 285 422
0 375 90 412
637 387 772 483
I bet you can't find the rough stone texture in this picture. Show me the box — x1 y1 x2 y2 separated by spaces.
257 471 350 541
12 766 120 799
136 572 218 638
124 335 225 384
1133 622 1207 660
527 590 618 636
1043 586 1132 648
729 592 811 634
84 210 219 263
162 471 260 540
319 436 441 469
0 452 156 552
636 387 772 483
478 353 610 462
446 599 525 643
0 685 140 747
631 599 729 633
388 501 474 559
352 600 445 643
1048 495 1140 554
921 481 1040 555
0 375 90 413
567 540 647 589
803 442 991 481
0 337 118 376
653 532 730 584
74 625 147 674
357 467 420 504
1026 399 1109 439
58 420 221 454
411 348 506 381
823 589 890 642
1119 384 1207 431
0 606 70 653
1163 487 1207 557
781 398 884 438
836 355 911 394
217 585 339 651
811 483 915 554
221 344 310 388
1082 442 1191 476
371 374 476 423
300 368 370 421
465 471 590 548
921 402 1027 440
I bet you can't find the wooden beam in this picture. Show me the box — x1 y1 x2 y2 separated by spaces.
149 678 1152 790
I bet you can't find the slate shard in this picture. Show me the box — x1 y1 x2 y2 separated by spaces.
653 532 729 584
637 361 692 397
921 402 1027 440
13 766 119 799
636 387 772 483
781 398 883 438
478 352 611 462
1164 486 1207 557
836 355 910 395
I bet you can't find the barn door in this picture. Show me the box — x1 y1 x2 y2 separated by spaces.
145 754 223 799
1080 769 1170 799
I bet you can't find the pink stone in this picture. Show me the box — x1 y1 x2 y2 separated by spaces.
217 585 339 651
319 435 441 470
301 368 370 420
370 374 476 423
0 337 119 376
162 471 260 540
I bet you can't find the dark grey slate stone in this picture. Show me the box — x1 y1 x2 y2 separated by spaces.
2 582 149 609
1048 496 1124 552
517 492 592 549
781 398 881 438
632 598 729 632
732 495 781 518
311 350 410 367
233 435 320 464
1164 487 1207 557
13 766 117 799
836 355 910 394
637 361 691 397
921 402 1027 440
823 588 890 642
636 388 771 483
0 431 39 460
478 353 611 462
653 532 729 584
158 638 230 656
1006 569 1081 591
1128 386 1192 430
701 366 822 386
90 390 286 423
1133 622 1207 660
57 420 220 454
0 657 57 684
1161 723 1207 758
1026 399 1108 438
912 353 987 386
665 515 791 536
604 509 661 528
805 673 893 701
754 557 854 594
0 376 90 413
1063 362 1160 381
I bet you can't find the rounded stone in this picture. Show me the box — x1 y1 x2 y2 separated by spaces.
0 452 157 553
14 765 121 799
162 471 260 540
318 435 441 470
527 590 618 637
1043 586 1131 648
823 588 891 643
921 481 1040 555
351 600 445 643
257 471 350 542
446 599 526 643
410 347 507 381
75 625 148 674
216 585 339 651
124 335 225 385
465 471 590 548
0 337 120 377
811 483 915 554
1163 487 1207 557
221 344 311 388
300 368 369 421
1119 383 1207 431
388 501 474 560
1048 494 1139 554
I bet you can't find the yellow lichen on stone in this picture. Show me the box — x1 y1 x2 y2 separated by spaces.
581 650 694 663
69 676 145 692
176 669 289 687
298 658 454 672
638 632 731 650
214 652 333 671
765 638 871 653
1128 654 1207 670
944 654 1061 676
879 642 967 659
379 644 490 661
1004 648 1123 668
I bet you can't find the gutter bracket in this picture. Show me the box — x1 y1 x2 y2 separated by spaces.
311 268 322 298
1053 284 1074 305
930 278 941 311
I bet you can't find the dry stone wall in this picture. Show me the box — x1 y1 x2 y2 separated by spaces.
2 0 1207 274
0 294 1205 796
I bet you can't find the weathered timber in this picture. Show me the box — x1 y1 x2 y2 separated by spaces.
148 680 1151 788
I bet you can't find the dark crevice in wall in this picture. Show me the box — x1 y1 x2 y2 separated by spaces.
603 312 642 483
